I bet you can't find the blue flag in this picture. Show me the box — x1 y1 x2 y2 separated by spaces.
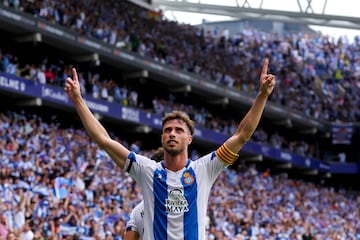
54 177 70 199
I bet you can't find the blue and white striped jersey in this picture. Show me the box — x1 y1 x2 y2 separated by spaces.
124 151 227 240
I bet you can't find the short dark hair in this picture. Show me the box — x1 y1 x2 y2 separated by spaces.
151 147 164 162
162 111 195 135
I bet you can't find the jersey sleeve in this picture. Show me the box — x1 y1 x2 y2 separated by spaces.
194 152 228 184
126 201 144 234
123 151 158 183
126 209 139 232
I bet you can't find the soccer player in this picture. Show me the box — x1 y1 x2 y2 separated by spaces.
64 59 275 240
124 200 144 240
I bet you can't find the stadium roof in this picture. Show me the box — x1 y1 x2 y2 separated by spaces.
152 0 360 30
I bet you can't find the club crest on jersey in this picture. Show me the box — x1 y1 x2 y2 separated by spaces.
182 172 194 185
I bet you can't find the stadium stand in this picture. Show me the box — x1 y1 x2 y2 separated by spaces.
13 0 360 124
0 104 359 239
0 0 359 239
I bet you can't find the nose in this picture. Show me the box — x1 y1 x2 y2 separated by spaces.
169 131 175 138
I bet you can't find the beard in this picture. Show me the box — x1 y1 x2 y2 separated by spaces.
163 145 182 156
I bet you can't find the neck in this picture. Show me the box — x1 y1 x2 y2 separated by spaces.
163 152 188 172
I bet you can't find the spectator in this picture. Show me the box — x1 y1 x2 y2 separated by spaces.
0 213 9 239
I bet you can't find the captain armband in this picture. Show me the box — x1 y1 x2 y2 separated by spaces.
216 144 239 165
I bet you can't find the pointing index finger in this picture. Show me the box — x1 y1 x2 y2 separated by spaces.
72 68 78 82
261 59 269 76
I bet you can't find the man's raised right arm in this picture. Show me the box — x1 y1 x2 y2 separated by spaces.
64 68 130 169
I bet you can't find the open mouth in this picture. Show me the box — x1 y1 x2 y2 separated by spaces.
167 140 177 145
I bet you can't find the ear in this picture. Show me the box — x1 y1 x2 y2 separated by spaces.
161 133 164 144
188 135 193 145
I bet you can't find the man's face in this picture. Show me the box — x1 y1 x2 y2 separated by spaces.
161 119 192 155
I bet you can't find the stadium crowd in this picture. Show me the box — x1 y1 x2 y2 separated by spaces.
0 109 359 240
2 0 359 123
0 0 359 239
0 0 359 160
0 45 319 159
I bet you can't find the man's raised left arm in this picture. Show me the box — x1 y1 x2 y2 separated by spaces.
216 59 275 165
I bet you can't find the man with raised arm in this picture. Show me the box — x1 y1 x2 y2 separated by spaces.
64 59 275 240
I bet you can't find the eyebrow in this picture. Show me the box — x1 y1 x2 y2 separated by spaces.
164 126 185 131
